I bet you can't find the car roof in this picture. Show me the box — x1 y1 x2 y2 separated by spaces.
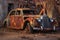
8 8 34 15
14 8 32 10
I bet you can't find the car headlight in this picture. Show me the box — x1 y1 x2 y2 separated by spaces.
50 18 54 22
38 19 41 22
51 19 53 22
36 18 41 22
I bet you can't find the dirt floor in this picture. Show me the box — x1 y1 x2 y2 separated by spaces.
0 28 60 40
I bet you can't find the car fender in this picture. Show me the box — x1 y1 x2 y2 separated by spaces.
3 17 9 26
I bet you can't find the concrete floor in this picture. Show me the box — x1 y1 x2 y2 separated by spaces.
0 28 60 40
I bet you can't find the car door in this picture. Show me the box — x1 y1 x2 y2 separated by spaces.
14 10 24 29
9 10 16 29
9 9 24 29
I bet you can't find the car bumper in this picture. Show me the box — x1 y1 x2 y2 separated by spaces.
43 28 53 31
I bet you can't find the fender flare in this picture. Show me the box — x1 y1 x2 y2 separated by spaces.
23 20 30 30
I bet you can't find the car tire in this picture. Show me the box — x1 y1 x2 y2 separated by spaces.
26 23 33 33
4 21 7 28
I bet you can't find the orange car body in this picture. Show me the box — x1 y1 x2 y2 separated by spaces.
5 8 40 29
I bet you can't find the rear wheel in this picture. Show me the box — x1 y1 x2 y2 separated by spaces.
4 21 7 28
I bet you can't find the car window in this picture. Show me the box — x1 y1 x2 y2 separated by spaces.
16 10 21 15
10 11 15 15
23 10 34 15
23 10 40 15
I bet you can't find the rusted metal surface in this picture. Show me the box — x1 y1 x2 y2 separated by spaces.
9 15 24 29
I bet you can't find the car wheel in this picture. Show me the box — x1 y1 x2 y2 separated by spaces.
26 23 33 33
4 21 7 28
